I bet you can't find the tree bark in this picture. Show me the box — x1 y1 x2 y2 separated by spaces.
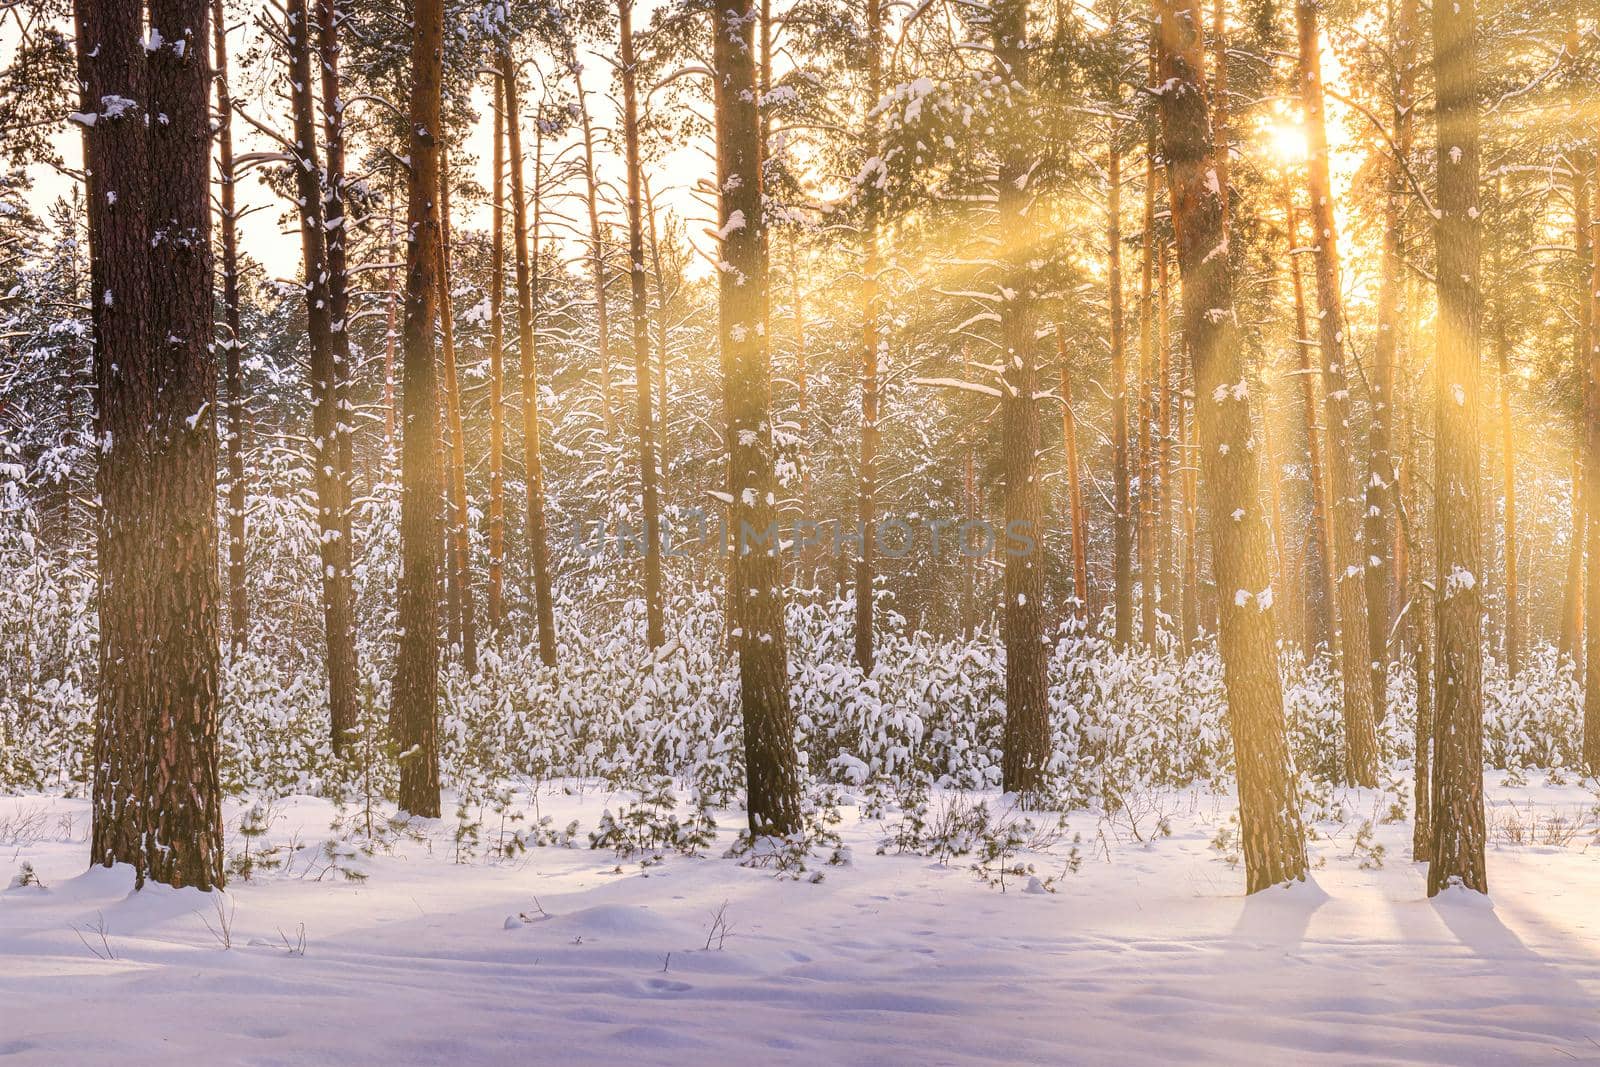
576 73 617 440
1427 0 1486 894
80 0 226 889
854 0 884 673
619 0 665 649
392 0 446 818
1153 0 1308 892
212 0 248 650
487 69 507 633
713 0 802 834
501 46 557 667
1108 121 1134 646
1297 0 1378 786
436 143 478 674
1059 330 1091 625
992 0 1050 796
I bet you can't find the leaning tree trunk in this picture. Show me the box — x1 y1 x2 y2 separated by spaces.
1297 0 1379 786
392 0 446 819
285 0 358 752
212 0 248 650
79 0 226 890
1427 0 1487 895
992 0 1050 797
713 0 802 835
1153 0 1308 892
619 0 665 649
501 45 557 667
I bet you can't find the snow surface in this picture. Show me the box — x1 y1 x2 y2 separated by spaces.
5 774 1600 1064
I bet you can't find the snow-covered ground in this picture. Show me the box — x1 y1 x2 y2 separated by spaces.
5 773 1600 1065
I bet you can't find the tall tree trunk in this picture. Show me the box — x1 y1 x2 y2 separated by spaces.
1139 148 1159 650
1427 0 1486 894
79 0 226 889
1283 181 1335 651
1364 0 1418 720
1585 146 1600 770
1182 354 1201 649
436 144 478 673
1108 120 1134 646
854 0 884 673
961 344 979 639
285 0 358 752
315 0 356 615
619 0 665 648
1297 0 1378 786
501 46 557 667
1157 240 1175 633
713 0 802 834
486 70 507 633
1563 153 1591 662
576 73 617 440
393 0 446 819
212 0 248 650
993 0 1049 796
644 175 672 497
1154 0 1308 892
1059 329 1090 625
1497 299 1517 677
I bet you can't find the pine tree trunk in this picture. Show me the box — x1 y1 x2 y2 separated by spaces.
1059 331 1091 625
212 0 248 650
392 0 447 819
285 0 358 752
1564 154 1591 662
1427 0 1486 894
1139 150 1159 650
1283 182 1335 651
854 0 884 674
487 72 507 633
1297 0 1378 786
619 0 665 649
1585 147 1600 771
501 46 557 667
713 0 802 834
1364 0 1418 719
80 0 226 889
993 0 1050 796
1157 242 1176 634
436 145 478 673
644 176 672 499
1497 307 1518 678
1108 122 1135 646
577 76 617 440
1153 0 1308 892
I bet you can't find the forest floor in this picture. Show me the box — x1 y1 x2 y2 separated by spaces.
4 772 1600 1064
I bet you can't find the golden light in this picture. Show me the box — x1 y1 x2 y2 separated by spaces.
1266 122 1309 165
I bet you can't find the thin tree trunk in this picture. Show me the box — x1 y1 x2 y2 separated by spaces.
1059 329 1090 625
393 0 447 818
576 73 617 440
1154 0 1308 892
1364 0 1418 720
1297 0 1378 786
1585 144 1600 769
1139 148 1159 650
285 0 358 751
1108 120 1134 646
436 143 478 673
619 0 665 648
502 46 557 667
486 70 507 633
212 0 248 649
713 0 802 834
1283 180 1335 651
1157 239 1175 634
1427 0 1486 894
854 0 884 674
644 175 672 495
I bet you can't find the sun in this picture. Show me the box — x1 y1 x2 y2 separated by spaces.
1266 121 1309 165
